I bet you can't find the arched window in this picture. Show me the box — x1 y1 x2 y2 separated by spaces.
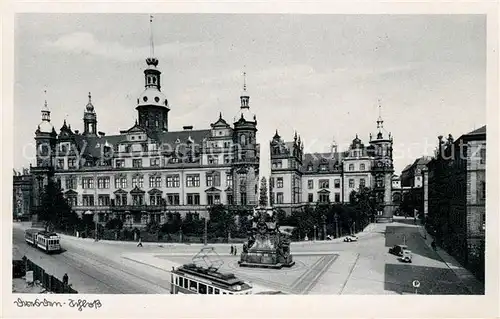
240 134 246 145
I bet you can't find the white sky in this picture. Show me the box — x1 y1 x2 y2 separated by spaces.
14 13 486 174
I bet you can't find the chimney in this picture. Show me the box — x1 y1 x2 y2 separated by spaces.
183 126 193 131
98 131 106 137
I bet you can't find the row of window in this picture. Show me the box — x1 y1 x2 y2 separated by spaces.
307 178 365 189
71 193 229 207
71 173 233 190
305 163 368 172
307 193 341 203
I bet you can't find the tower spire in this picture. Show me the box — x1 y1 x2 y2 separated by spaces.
149 14 155 58
377 99 384 131
42 89 50 122
240 67 250 109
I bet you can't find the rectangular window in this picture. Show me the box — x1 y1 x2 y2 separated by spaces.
98 195 110 206
97 177 110 189
68 158 76 168
319 179 329 189
277 177 283 188
349 179 355 188
481 181 486 199
224 155 231 164
115 159 125 168
334 179 340 188
150 194 162 206
57 159 64 169
207 194 221 205
227 194 233 205
307 180 313 189
187 193 200 205
240 192 247 205
114 177 127 189
82 177 94 189
360 164 365 171
82 195 94 206
208 156 219 165
335 193 341 203
65 177 76 190
132 159 142 168
319 193 329 203
150 158 160 167
359 178 366 188
167 193 180 205
319 164 327 171
480 148 486 164
179 277 184 287
67 196 77 207
276 192 284 204
132 195 144 206
115 194 127 206
166 174 180 188
349 164 354 171
186 174 200 187
149 176 162 188
308 193 313 202
226 174 233 188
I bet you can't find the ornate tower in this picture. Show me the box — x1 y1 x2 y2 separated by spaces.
32 93 57 214
83 92 97 136
136 16 169 134
369 101 394 221
232 70 259 207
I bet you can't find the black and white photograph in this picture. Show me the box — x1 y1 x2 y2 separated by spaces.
3 4 499 319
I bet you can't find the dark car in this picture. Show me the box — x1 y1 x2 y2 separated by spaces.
389 244 408 256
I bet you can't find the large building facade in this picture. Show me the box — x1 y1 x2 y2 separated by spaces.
269 110 395 221
26 27 396 226
426 126 486 281
31 52 260 228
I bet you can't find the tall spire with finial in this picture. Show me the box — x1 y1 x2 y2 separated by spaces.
377 99 384 131
240 66 250 109
41 89 50 122
145 14 159 67
149 14 155 58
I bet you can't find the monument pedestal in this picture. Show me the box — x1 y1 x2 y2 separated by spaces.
238 206 295 269
239 250 295 269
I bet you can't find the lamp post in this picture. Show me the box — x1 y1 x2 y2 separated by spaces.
314 225 317 241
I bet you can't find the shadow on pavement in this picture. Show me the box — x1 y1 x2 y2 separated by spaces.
384 225 442 263
384 263 471 295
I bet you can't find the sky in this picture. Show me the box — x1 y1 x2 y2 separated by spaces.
14 13 486 174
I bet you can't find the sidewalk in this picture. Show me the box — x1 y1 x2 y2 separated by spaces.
14 221 377 247
417 224 484 294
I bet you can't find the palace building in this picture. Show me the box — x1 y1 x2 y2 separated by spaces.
269 107 395 221
31 49 260 227
27 21 396 227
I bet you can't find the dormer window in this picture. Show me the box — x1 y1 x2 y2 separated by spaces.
319 164 328 171
307 164 313 171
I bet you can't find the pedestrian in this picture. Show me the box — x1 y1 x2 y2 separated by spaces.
137 237 143 247
230 245 234 255
234 247 237 255
62 273 68 286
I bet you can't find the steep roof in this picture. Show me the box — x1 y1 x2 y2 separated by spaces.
301 151 347 173
466 125 486 136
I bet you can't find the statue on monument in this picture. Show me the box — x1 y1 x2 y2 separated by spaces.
239 176 294 269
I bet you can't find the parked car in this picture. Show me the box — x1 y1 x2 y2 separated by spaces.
400 250 412 263
389 244 409 256
343 235 358 242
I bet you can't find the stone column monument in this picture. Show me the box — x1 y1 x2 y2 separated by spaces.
238 139 295 269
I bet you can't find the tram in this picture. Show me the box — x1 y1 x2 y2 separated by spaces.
170 247 253 295
24 229 61 253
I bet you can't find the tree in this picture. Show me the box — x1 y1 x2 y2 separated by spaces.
105 218 123 230
259 177 268 207
37 180 80 232
208 204 236 239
